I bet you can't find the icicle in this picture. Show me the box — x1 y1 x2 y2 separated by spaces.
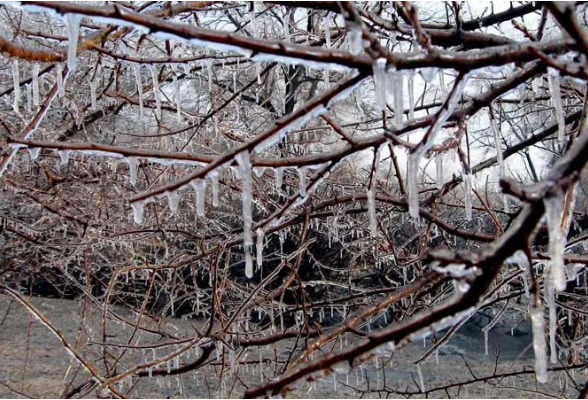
66 14 81 73
127 157 138 186
282 9 290 41
206 60 213 92
90 80 97 111
324 70 329 88
324 15 332 48
171 64 181 122
348 24 363 55
407 154 420 220
275 168 283 190
368 146 381 238
298 166 307 198
416 365 426 393
211 174 220 207
56 64 64 98
25 84 31 113
548 68 565 148
149 65 162 119
236 151 254 278
490 111 505 179
546 278 558 364
191 179 206 217
420 67 438 83
393 70 404 129
167 191 179 214
29 147 40 162
463 169 472 221
59 150 70 166
131 201 145 225
256 228 264 268
438 70 447 97
532 77 541 93
408 74 469 220
132 63 144 119
408 71 415 121
32 63 40 107
530 306 549 382
256 63 262 85
435 153 443 188
367 188 377 238
544 190 566 292
12 59 20 113
249 9 258 37
484 330 489 356
373 58 387 111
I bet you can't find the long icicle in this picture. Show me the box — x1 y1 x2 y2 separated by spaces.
149 65 162 119
12 60 20 113
393 71 404 129
530 305 549 383
32 63 40 107
132 63 144 119
408 71 415 121
408 74 470 220
256 228 265 269
56 64 64 98
463 167 472 221
544 189 567 292
546 277 558 364
236 151 254 278
65 14 81 74
548 68 565 148
373 58 387 112
368 145 382 238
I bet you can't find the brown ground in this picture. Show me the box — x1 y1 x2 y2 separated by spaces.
0 295 582 398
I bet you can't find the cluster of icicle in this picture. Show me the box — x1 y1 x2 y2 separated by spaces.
408 74 470 221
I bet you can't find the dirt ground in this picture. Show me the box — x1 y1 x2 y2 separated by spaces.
0 294 583 398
